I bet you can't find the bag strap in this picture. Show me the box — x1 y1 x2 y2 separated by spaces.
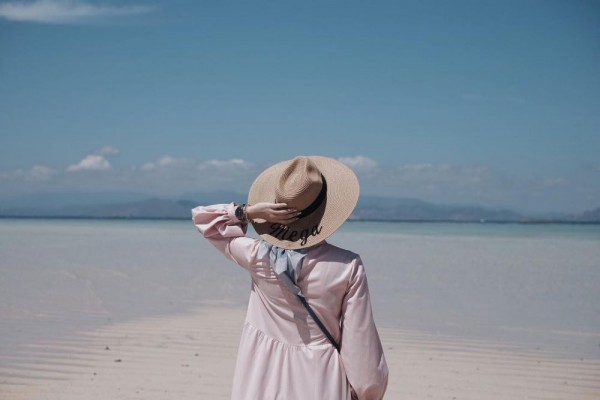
284 272 340 352
259 242 340 352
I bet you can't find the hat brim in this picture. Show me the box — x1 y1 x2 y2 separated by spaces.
248 156 359 250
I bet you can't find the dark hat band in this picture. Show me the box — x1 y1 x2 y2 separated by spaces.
297 175 327 219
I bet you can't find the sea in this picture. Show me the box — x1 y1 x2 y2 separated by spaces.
1 218 599 360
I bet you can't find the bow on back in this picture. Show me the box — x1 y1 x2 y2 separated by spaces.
258 241 309 297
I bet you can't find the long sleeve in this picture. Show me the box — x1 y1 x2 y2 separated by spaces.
191 203 264 272
340 257 388 400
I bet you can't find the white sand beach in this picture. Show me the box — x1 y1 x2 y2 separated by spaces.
1 306 599 400
1 219 600 399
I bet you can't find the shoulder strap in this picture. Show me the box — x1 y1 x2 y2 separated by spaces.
258 242 340 352
284 272 340 352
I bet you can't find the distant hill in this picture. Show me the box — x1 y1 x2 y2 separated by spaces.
84 198 198 219
353 196 524 222
0 191 245 219
576 207 600 222
0 191 598 222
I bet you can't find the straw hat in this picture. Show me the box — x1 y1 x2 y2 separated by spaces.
248 156 359 250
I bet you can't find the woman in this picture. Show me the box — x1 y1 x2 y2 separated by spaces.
192 156 388 400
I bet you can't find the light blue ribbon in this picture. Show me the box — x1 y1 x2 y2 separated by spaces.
257 241 340 351
258 241 309 297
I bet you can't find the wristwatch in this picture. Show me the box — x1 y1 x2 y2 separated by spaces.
234 203 247 221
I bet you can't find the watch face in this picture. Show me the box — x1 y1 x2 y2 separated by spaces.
235 206 244 219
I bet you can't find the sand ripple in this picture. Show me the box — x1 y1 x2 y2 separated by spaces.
1 307 599 399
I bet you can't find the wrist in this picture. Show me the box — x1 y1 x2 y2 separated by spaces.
245 204 254 221
234 203 247 222
234 203 254 222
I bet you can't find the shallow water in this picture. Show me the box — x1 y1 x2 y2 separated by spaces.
1 218 599 360
342 219 600 239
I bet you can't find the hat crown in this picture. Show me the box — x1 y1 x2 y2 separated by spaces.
275 157 323 211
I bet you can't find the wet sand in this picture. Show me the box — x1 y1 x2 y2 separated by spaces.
1 305 599 400
1 219 600 398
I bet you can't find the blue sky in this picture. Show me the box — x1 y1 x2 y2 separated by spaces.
0 0 599 213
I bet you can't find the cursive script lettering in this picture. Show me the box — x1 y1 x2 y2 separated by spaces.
269 223 323 246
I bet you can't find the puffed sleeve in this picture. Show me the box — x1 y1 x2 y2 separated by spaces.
340 256 388 400
191 203 264 272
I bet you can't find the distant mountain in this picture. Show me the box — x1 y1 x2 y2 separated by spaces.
353 196 524 222
0 198 192 219
85 198 197 219
0 190 598 222
0 191 244 219
0 190 152 209
576 207 600 222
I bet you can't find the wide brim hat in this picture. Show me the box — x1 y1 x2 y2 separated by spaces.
248 155 359 250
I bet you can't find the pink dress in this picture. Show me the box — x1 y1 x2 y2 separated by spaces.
192 204 388 400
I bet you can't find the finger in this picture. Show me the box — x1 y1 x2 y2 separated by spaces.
271 211 297 220
273 208 298 215
271 203 288 209
282 212 301 222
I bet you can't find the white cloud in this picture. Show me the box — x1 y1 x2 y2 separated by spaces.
96 145 120 157
67 154 111 171
338 155 378 171
137 156 252 177
397 163 448 173
29 165 54 179
140 163 155 171
0 165 55 181
2 154 595 213
0 0 155 24
198 158 252 171
357 163 496 201
64 147 118 172
141 156 192 171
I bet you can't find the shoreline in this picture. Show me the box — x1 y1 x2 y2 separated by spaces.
1 305 598 400
2 215 600 224
2 219 599 398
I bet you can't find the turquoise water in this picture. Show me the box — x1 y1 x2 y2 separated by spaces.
341 220 600 239
4 217 599 239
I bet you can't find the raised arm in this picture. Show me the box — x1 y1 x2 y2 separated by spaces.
191 202 298 271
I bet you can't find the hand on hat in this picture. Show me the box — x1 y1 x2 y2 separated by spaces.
247 202 301 225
